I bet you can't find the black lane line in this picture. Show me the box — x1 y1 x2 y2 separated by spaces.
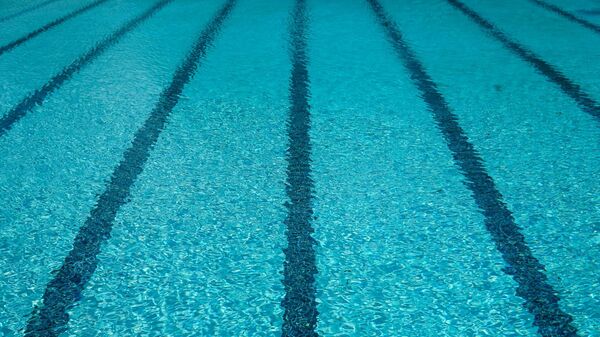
529 0 600 35
0 0 111 57
0 0 63 24
23 0 237 335
444 0 600 123
366 1 579 336
281 0 318 336
0 0 172 139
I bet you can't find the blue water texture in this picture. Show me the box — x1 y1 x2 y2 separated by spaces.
0 0 598 336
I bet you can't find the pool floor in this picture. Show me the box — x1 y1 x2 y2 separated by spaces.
0 0 599 336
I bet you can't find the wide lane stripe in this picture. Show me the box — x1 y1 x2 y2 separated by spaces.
281 0 319 336
366 0 579 336
23 1 237 336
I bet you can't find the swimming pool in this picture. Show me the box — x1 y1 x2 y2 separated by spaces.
0 0 598 335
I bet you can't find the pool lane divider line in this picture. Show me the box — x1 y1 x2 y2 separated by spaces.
281 0 319 336
0 0 173 139
366 1 579 336
444 0 600 123
528 0 600 35
0 0 64 24
23 0 237 335
0 0 111 57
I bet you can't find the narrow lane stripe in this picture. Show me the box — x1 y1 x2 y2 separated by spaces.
444 0 600 122
0 0 63 24
0 0 172 138
0 0 111 56
528 0 600 35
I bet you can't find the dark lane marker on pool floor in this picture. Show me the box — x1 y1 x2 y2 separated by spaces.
445 0 600 123
0 0 173 139
281 0 318 336
23 0 237 335
528 0 600 35
0 0 63 24
366 0 579 336
0 0 111 57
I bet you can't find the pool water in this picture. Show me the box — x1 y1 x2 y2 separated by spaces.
0 0 598 336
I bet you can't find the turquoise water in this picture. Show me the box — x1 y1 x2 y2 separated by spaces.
0 0 598 336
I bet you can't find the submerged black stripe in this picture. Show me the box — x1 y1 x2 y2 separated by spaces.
366 1 578 336
281 0 318 336
0 0 172 139
445 0 599 122
529 0 600 35
0 0 63 24
0 0 110 56
24 0 236 335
